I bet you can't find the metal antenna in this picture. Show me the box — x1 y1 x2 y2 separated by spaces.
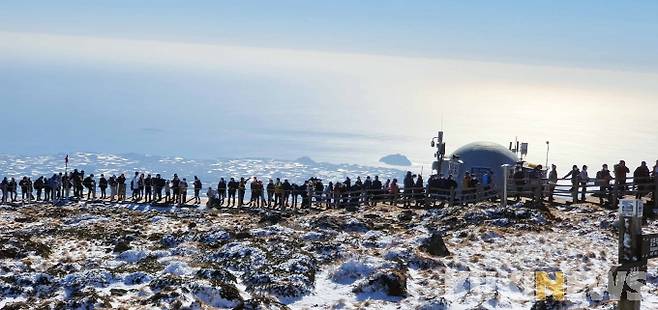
441 114 444 131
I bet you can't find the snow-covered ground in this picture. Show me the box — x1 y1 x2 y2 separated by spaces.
2 199 657 309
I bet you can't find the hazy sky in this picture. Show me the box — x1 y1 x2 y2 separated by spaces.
1 1 657 168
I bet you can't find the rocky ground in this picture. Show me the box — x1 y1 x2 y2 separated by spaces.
1 200 657 309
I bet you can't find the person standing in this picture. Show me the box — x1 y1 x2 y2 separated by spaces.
238 177 247 207
274 178 283 208
249 177 260 207
153 174 164 202
83 174 96 200
547 165 558 203
596 164 613 205
145 174 152 202
34 177 44 201
512 168 525 202
614 160 630 198
171 174 180 203
283 179 292 207
55 173 62 200
633 161 651 199
179 178 188 204
193 176 202 204
62 173 70 200
164 179 171 203
562 165 581 204
217 178 227 206
414 174 424 207
131 172 140 201
579 165 589 202
8 178 17 202
99 174 108 199
117 173 126 202
227 178 238 207
266 179 275 207
19 177 29 202
0 177 8 203
75 171 84 199
389 178 400 205
108 175 117 201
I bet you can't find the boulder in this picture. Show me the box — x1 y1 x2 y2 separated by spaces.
398 210 413 221
421 232 450 257
353 267 408 297
530 296 567 310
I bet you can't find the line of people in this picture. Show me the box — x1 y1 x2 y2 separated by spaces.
546 160 658 205
0 169 205 205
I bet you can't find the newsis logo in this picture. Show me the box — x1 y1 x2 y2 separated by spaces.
535 271 566 301
441 269 647 303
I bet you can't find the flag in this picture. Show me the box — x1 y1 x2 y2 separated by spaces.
65 155 69 165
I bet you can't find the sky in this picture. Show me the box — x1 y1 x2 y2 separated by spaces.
1 1 657 169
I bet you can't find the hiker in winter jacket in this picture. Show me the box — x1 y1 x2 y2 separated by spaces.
144 175 152 202
563 165 581 203
227 178 238 207
164 179 171 202
614 160 630 197
237 178 247 207
117 174 126 201
0 177 7 203
193 176 202 204
217 178 227 206
108 175 117 201
579 165 589 202
249 177 260 207
153 174 164 201
596 164 613 205
282 180 292 207
179 178 188 204
83 174 96 200
633 161 651 199
34 177 44 200
8 178 17 202
274 178 283 207
547 165 558 202
19 177 29 201
131 172 140 201
388 178 400 205
61 173 70 199
99 174 108 199
171 174 180 203
266 179 275 207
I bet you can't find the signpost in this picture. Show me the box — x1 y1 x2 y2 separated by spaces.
641 233 658 260
613 199 655 310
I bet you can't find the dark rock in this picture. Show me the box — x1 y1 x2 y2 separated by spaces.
196 267 237 284
113 239 132 253
398 210 413 221
259 212 283 225
420 232 450 257
530 295 567 310
235 296 291 310
353 267 408 297
110 288 127 296
13 217 33 223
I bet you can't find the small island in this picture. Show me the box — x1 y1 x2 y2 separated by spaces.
379 153 412 166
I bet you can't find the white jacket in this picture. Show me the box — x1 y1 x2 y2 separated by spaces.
132 176 140 190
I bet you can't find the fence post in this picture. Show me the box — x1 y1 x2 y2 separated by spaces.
501 164 509 208
654 176 657 213
615 199 644 310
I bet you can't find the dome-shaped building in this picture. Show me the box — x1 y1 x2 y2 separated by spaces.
440 141 519 190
